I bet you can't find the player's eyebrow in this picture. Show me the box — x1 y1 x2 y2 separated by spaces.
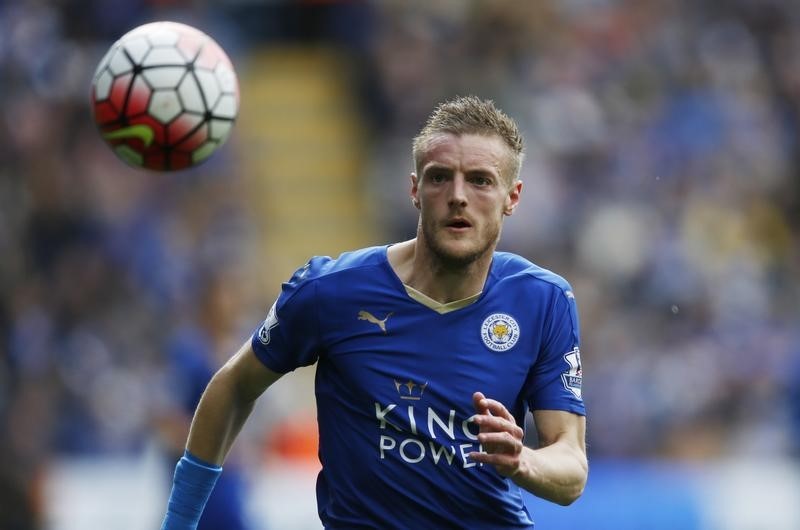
422 163 452 173
423 163 497 174
465 168 495 178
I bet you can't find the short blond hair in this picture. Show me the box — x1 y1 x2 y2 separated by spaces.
412 96 524 183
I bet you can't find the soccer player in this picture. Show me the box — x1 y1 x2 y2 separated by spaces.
161 96 587 529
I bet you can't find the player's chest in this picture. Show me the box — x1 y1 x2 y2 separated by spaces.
318 300 541 405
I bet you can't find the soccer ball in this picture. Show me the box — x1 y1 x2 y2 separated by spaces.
91 21 239 171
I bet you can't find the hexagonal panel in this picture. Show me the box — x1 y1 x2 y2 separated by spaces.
110 73 133 112
148 90 182 123
214 64 237 94
143 66 186 89
142 47 186 67
126 76 152 116
177 34 203 62
178 75 205 113
209 119 232 142
108 47 133 75
195 44 222 70
195 69 221 109
177 123 208 151
94 69 113 101
212 94 237 119
123 36 150 65
126 22 160 40
168 151 192 170
192 140 218 163
168 114 204 143
147 28 179 46
94 100 118 125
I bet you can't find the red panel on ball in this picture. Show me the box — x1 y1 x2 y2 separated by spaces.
169 151 192 170
144 151 167 170
109 73 134 114
167 114 204 144
126 76 152 117
176 123 209 152
94 100 120 125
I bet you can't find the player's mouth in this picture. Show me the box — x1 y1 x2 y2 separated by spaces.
444 217 473 232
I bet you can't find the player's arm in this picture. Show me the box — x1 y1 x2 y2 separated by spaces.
161 341 283 530
163 258 320 529
186 340 283 464
468 393 587 506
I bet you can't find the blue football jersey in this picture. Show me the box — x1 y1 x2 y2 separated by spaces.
251 245 584 529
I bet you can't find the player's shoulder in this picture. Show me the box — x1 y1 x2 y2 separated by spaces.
288 245 387 284
492 251 574 298
277 245 387 307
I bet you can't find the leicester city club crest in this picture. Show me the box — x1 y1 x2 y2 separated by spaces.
480 313 520 352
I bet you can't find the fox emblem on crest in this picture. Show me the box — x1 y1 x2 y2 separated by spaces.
358 310 393 333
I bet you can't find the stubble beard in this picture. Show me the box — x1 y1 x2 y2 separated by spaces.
419 216 501 271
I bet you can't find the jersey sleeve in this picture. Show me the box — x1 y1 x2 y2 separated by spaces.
250 258 326 373
525 287 585 415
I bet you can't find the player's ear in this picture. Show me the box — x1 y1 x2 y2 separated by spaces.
410 173 420 209
503 179 522 216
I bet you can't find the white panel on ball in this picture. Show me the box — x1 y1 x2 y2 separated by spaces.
143 67 187 89
213 94 237 119
149 91 182 123
195 70 221 109
123 37 151 64
108 48 133 75
142 47 185 67
209 119 232 141
178 76 205 113
94 70 113 101
147 28 180 46
214 64 237 93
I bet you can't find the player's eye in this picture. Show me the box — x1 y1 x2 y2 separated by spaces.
427 172 447 183
470 175 492 186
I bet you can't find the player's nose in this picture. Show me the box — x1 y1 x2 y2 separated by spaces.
448 174 468 208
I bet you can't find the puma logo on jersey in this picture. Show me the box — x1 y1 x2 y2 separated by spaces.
358 310 393 333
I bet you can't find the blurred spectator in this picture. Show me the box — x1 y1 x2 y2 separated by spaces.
153 271 252 530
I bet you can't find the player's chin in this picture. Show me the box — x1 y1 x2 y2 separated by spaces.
434 242 484 267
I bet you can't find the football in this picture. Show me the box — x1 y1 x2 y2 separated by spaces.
91 21 239 171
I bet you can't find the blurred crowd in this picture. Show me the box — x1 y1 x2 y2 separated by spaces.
365 0 800 460
1 0 799 527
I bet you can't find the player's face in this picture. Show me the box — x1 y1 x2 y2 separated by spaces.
412 133 522 268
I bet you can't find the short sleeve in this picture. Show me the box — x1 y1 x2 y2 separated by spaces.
250 258 326 373
525 287 585 415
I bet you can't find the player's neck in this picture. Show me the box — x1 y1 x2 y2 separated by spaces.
387 238 493 304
